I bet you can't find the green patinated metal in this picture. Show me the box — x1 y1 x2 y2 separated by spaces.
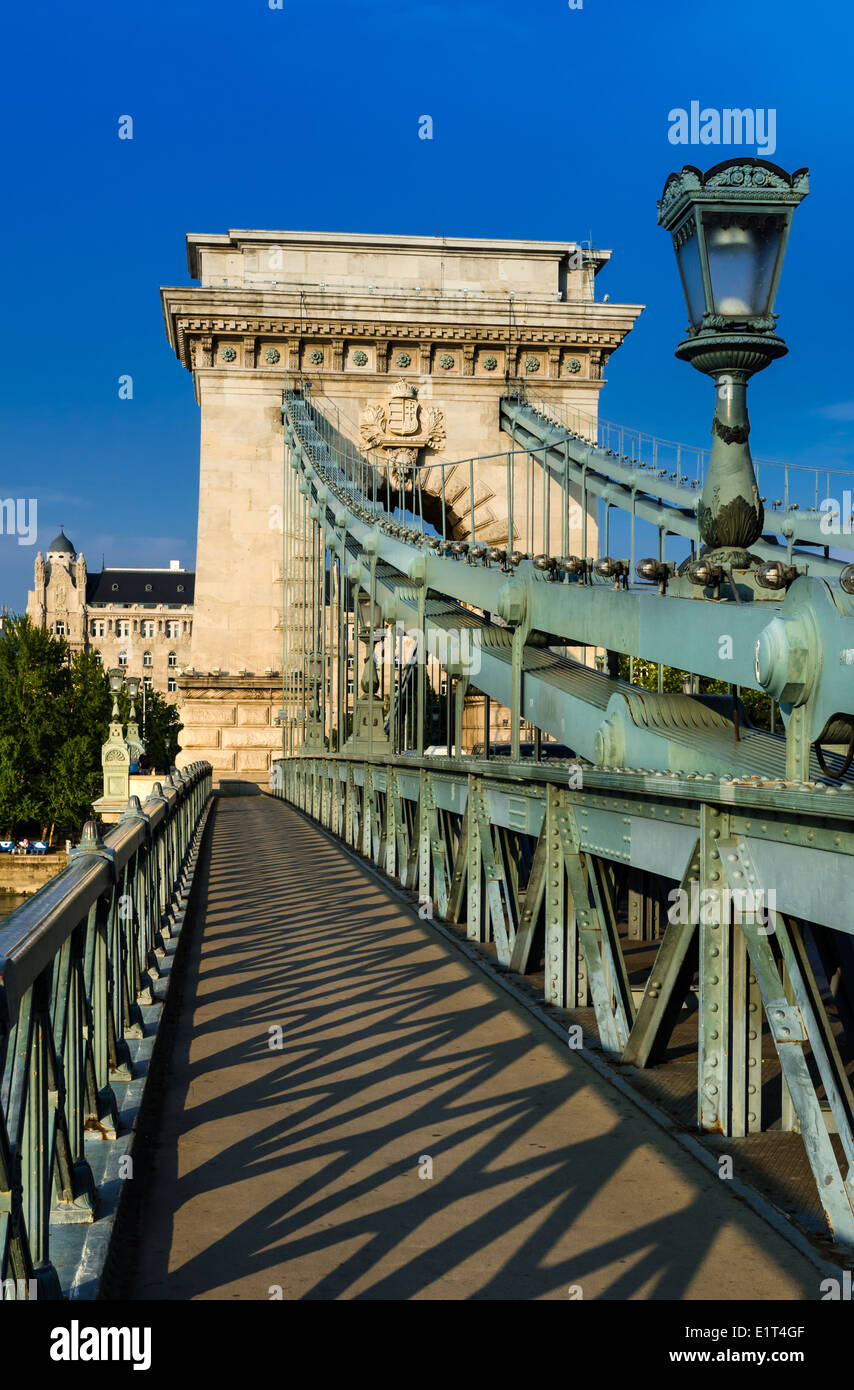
0 764 211 1297
273 161 854 1248
275 744 854 1243
658 160 809 565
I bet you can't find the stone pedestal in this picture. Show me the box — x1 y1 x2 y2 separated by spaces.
176 673 281 790
100 719 130 802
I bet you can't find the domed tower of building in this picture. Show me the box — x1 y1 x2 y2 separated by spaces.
28 529 88 653
26 531 194 703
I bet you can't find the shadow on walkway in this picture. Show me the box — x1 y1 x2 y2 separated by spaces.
121 796 818 1301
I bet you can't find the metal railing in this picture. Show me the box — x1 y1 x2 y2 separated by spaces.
0 762 212 1298
526 390 854 519
274 750 854 1249
287 391 593 556
286 390 851 571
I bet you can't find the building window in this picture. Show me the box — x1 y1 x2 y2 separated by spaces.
94 651 102 663
143 651 152 667
141 620 155 638
55 621 66 636
165 620 180 639
167 677 177 693
118 650 128 667
143 676 153 691
116 620 130 638
90 620 105 638
168 651 177 668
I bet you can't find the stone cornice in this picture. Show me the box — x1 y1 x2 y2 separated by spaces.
178 672 281 692
161 287 644 370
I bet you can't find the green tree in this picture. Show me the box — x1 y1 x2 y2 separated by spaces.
0 616 72 834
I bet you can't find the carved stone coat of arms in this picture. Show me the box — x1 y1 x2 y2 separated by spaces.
360 380 446 482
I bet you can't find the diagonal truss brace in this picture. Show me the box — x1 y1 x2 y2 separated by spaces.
720 835 854 1245
553 795 634 1054
623 840 701 1068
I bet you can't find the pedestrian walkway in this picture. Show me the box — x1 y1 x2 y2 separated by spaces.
121 795 819 1300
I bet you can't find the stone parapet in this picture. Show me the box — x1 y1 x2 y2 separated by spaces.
176 673 282 790
0 853 68 897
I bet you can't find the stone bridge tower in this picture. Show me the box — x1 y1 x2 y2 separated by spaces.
161 230 643 785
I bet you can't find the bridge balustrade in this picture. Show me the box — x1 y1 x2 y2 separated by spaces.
0 762 212 1297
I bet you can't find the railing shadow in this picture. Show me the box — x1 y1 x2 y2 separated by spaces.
123 796 816 1301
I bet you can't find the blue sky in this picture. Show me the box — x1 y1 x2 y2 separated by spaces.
2 0 852 607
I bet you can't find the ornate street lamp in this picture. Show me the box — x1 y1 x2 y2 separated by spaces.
124 673 141 708
108 667 124 718
305 653 324 745
658 159 809 566
102 669 131 806
123 673 145 764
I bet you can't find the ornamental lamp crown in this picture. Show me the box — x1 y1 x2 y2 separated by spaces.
657 158 809 336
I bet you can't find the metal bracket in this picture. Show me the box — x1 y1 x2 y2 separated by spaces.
765 1000 808 1045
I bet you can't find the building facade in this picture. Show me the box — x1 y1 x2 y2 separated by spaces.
26 530 194 703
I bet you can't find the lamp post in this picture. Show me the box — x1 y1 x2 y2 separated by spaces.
108 667 123 719
658 159 809 567
342 589 391 753
124 673 145 767
101 668 131 805
305 653 324 748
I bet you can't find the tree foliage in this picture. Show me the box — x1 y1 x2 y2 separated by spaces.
0 615 184 838
0 616 110 835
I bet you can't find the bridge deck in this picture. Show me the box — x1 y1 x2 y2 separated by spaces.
117 795 819 1301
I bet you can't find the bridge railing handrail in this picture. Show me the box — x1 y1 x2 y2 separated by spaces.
521 389 854 512
0 761 213 1297
0 781 177 1020
286 390 850 567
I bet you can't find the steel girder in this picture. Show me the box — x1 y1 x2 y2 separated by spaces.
283 395 854 784
276 751 854 1246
